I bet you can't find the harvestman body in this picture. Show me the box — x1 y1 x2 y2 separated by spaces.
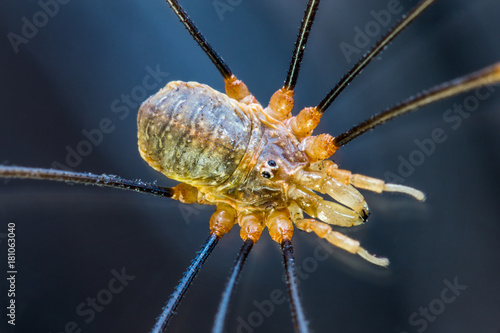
1 0 500 332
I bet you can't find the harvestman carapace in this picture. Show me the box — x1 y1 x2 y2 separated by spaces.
1 0 500 332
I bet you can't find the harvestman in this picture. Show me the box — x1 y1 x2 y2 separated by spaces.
1 0 500 332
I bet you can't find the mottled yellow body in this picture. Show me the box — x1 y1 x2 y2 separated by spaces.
137 78 424 265
138 81 253 186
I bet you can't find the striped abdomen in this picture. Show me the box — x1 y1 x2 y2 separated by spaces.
137 81 254 186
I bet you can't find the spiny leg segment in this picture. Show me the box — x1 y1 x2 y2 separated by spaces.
164 0 256 104
334 63 500 147
0 166 175 198
164 0 232 80
152 234 219 333
284 0 320 92
317 0 437 112
211 239 254 333
264 0 320 122
282 240 310 333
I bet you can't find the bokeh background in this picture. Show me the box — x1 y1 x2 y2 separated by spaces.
1 0 499 332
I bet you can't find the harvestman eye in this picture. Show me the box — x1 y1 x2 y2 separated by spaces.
261 170 273 179
268 160 277 168
1 0 499 333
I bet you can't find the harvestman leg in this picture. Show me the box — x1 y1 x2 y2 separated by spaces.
152 234 219 333
282 240 310 333
0 167 176 198
211 239 253 333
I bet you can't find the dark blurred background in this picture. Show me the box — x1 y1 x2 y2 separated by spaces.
0 0 499 332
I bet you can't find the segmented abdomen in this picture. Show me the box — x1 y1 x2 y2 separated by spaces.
137 81 253 186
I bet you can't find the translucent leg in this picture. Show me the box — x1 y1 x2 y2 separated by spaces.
295 218 389 267
295 168 370 221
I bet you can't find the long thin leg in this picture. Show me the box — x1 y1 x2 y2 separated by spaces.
265 0 320 121
316 0 436 113
212 239 254 333
0 166 174 198
164 0 232 80
288 0 436 138
152 233 219 333
284 0 321 92
334 63 500 147
282 240 309 333
164 1 256 104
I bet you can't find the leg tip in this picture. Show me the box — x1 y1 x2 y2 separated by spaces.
357 248 390 267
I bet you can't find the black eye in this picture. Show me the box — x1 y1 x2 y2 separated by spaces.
261 171 272 179
267 160 277 167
